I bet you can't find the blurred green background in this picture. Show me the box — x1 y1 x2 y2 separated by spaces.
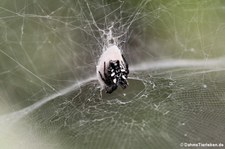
0 0 225 149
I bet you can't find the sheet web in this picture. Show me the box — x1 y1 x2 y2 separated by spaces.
0 0 225 149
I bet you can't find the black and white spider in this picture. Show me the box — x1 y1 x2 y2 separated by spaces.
96 45 129 93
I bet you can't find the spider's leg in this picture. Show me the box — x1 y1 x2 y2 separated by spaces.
99 63 111 86
122 54 128 69
103 62 112 84
98 71 106 84
122 54 129 74
105 84 118 94
103 62 109 78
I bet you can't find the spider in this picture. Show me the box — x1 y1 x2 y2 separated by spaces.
98 54 129 93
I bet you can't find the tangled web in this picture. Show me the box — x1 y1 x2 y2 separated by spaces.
0 0 225 149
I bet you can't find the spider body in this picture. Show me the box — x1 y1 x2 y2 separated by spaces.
96 45 129 93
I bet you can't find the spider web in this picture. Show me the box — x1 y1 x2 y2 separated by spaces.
1 0 225 149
